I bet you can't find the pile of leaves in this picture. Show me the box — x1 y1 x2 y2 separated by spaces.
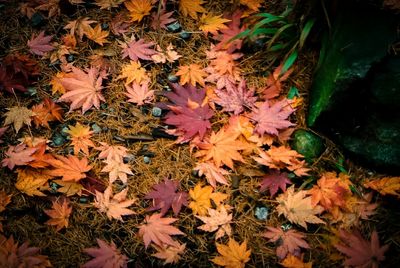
0 0 399 267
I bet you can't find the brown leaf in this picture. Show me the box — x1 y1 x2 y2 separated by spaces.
44 199 72 231
152 243 186 265
3 106 34 133
0 190 11 213
82 239 128 268
15 168 51 196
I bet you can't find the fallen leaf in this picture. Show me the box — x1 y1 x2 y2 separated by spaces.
54 180 83 196
117 61 148 85
125 81 154 106
200 14 231 34
262 226 309 259
188 183 213 216
101 160 133 184
152 243 186 265
66 123 95 155
124 0 153 22
121 38 156 61
94 0 125 9
194 162 230 188
280 254 313 268
138 213 184 248
213 11 245 52
179 0 206 19
240 0 263 11
64 17 97 41
59 66 106 114
334 229 389 268
82 239 128 268
260 170 292 197
176 63 207 87
1 143 36 170
85 24 109 46
27 31 54 56
145 178 188 216
151 11 176 30
15 168 51 196
364 176 400 198
0 190 11 213
44 198 72 231
196 206 232 239
28 142 55 168
3 106 34 133
212 239 251 268
214 80 256 115
276 186 325 229
46 155 92 182
263 63 293 99
31 98 63 128
96 142 129 163
94 186 136 221
50 72 68 94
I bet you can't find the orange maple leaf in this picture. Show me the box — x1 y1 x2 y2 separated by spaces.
28 142 55 168
96 142 128 163
196 206 232 239
176 64 207 87
31 98 63 128
117 61 148 85
200 14 231 34
85 24 109 46
263 63 294 99
64 17 97 41
193 162 229 188
152 243 186 265
124 0 152 22
0 190 11 213
94 186 136 221
15 168 52 196
66 123 95 155
212 239 251 268
179 0 206 19
280 254 313 268
364 176 400 198
44 198 72 231
138 213 184 248
46 155 92 182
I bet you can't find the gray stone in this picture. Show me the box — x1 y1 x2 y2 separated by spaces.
91 123 102 134
255 206 269 220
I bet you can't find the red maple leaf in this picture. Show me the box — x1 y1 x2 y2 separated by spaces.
214 80 256 115
250 99 295 136
121 38 157 61
334 229 389 268
145 178 188 216
260 170 292 197
27 31 54 56
213 11 245 53
82 239 128 268
3 53 40 80
151 11 176 30
159 83 207 109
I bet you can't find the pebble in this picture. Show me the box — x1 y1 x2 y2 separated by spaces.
167 74 179 83
231 175 241 189
91 123 102 134
152 107 162 117
123 154 135 163
51 133 66 146
31 12 44 27
143 156 151 164
79 197 89 203
166 21 181 32
61 126 70 137
179 31 191 40
67 54 75 62
24 87 37 96
254 206 269 220
101 22 109 30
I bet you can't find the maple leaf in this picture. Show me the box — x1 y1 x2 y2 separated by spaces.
176 63 207 87
94 186 136 221
121 38 156 61
263 63 294 100
0 235 52 268
334 229 389 268
280 254 312 268
152 43 182 63
188 183 213 216
194 129 249 169
214 80 257 115
54 180 83 196
213 11 245 52
0 190 11 213
64 17 97 41
66 123 95 155
110 13 131 36
0 66 28 93
50 72 68 94
206 48 242 79
179 0 206 19
3 53 40 80
85 24 109 46
96 142 128 163
101 160 133 184
28 142 55 168
124 0 153 22
138 213 184 248
262 226 309 259
160 83 207 108
194 162 230 188
250 99 295 136
82 239 128 268
59 66 106 114
1 143 36 170
364 176 400 198
36 0 61 18
260 170 292 197
212 239 251 268
117 61 148 85
240 0 263 11
152 243 186 265
125 81 154 106
144 178 188 216
276 186 325 229
196 206 232 239
46 155 92 182
3 106 34 133
94 0 125 9
151 11 176 30
27 31 54 56
31 98 63 128
44 199 72 231
0 127 7 143
15 168 51 196
200 14 231 34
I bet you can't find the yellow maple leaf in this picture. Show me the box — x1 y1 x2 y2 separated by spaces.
66 122 95 155
176 63 207 87
179 0 206 19
364 177 400 198
199 14 231 34
50 72 68 94
117 61 148 85
212 239 251 268
54 179 83 196
15 169 52 196
124 0 153 22
280 254 313 268
85 24 109 46
239 0 263 11
189 184 213 216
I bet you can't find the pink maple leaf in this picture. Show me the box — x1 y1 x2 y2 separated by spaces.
27 31 54 56
144 178 188 216
213 11 245 53
1 143 36 170
214 80 256 115
259 170 292 197
251 99 295 136
125 81 154 106
82 239 128 268
151 11 176 30
121 38 157 61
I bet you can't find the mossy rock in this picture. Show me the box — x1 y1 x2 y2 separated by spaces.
291 129 325 162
